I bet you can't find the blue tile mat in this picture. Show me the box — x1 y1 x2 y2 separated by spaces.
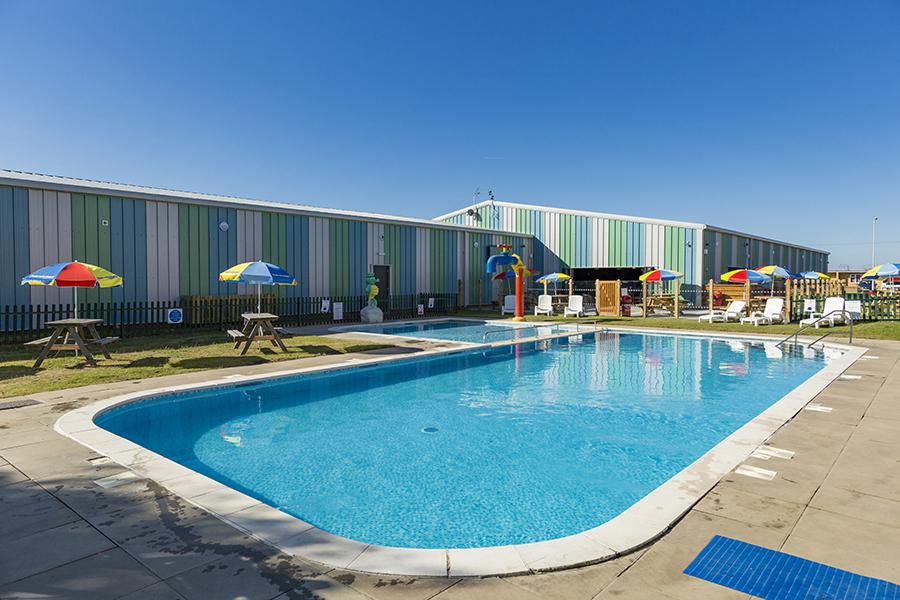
684 535 899 599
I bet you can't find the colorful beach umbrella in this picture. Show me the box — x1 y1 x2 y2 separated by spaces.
535 273 571 283
861 263 900 280
639 269 683 282
719 269 772 284
798 271 830 280
21 260 123 317
219 261 298 312
756 265 796 279
756 265 795 292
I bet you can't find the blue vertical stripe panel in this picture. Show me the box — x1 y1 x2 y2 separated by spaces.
12 188 31 306
0 186 30 307
285 215 310 298
349 220 367 295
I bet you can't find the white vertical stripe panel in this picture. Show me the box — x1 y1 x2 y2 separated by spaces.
307 217 329 296
27 190 71 305
145 201 159 302
236 210 262 294
28 189 47 305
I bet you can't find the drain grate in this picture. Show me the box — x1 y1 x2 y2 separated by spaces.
0 399 40 411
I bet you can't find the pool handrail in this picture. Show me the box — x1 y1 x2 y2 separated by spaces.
775 309 854 349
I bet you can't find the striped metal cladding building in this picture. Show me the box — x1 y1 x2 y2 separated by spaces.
437 201 828 288
0 171 530 308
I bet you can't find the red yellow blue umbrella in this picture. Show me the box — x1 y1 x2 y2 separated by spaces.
720 269 771 284
639 269 682 282
21 260 123 317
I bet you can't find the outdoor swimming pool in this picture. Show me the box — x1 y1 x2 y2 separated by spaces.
342 319 558 343
94 331 835 550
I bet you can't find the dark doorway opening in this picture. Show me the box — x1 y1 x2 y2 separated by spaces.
373 265 390 306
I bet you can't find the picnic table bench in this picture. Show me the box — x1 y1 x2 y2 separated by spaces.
232 312 289 355
26 318 119 369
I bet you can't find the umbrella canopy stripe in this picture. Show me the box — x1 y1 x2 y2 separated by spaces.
798 271 830 280
494 268 535 280
21 261 123 288
639 269 683 282
536 273 571 283
219 261 297 286
861 263 900 279
720 269 772 284
756 265 796 279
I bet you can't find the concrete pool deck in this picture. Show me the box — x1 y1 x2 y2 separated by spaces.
1 332 898 598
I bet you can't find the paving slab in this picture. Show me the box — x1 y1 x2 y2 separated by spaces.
0 464 28 488
783 506 900 582
0 548 159 600
166 545 322 600
116 511 267 579
692 486 805 532
46 473 175 519
327 569 459 600
503 552 640 600
809 482 900 526
119 581 187 600
0 480 81 542
432 577 543 600
281 575 379 599
595 511 787 600
0 520 115 587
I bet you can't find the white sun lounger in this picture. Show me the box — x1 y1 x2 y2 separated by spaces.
564 295 584 317
501 294 516 315
698 300 746 323
741 297 785 326
534 294 553 316
800 296 846 328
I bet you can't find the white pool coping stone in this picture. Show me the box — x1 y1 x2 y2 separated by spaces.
55 324 867 578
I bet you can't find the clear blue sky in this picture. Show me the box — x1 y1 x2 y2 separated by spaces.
1 1 898 268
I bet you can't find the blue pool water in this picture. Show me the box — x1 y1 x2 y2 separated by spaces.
346 319 558 343
97 332 832 549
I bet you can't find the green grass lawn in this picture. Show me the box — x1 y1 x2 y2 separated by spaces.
0 332 390 399
454 310 900 340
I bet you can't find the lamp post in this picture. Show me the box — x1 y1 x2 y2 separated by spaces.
872 217 878 267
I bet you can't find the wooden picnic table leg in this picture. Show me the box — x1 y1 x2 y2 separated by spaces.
267 320 288 352
86 324 112 359
236 319 254 350
32 327 64 369
240 322 257 356
69 326 97 366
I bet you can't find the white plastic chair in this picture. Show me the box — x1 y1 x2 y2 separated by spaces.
534 294 553 316
800 297 846 328
698 300 746 323
501 294 516 315
802 299 817 320
564 295 584 317
740 298 785 326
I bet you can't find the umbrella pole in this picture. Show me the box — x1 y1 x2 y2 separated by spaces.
74 287 78 319
257 284 262 313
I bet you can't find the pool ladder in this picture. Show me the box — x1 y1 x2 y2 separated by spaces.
775 309 854 349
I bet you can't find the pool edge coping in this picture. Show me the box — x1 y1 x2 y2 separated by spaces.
54 327 868 578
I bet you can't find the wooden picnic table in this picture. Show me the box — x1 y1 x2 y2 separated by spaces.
26 318 118 369
228 312 288 355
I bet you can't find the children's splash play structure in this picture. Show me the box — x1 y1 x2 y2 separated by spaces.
485 244 531 321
